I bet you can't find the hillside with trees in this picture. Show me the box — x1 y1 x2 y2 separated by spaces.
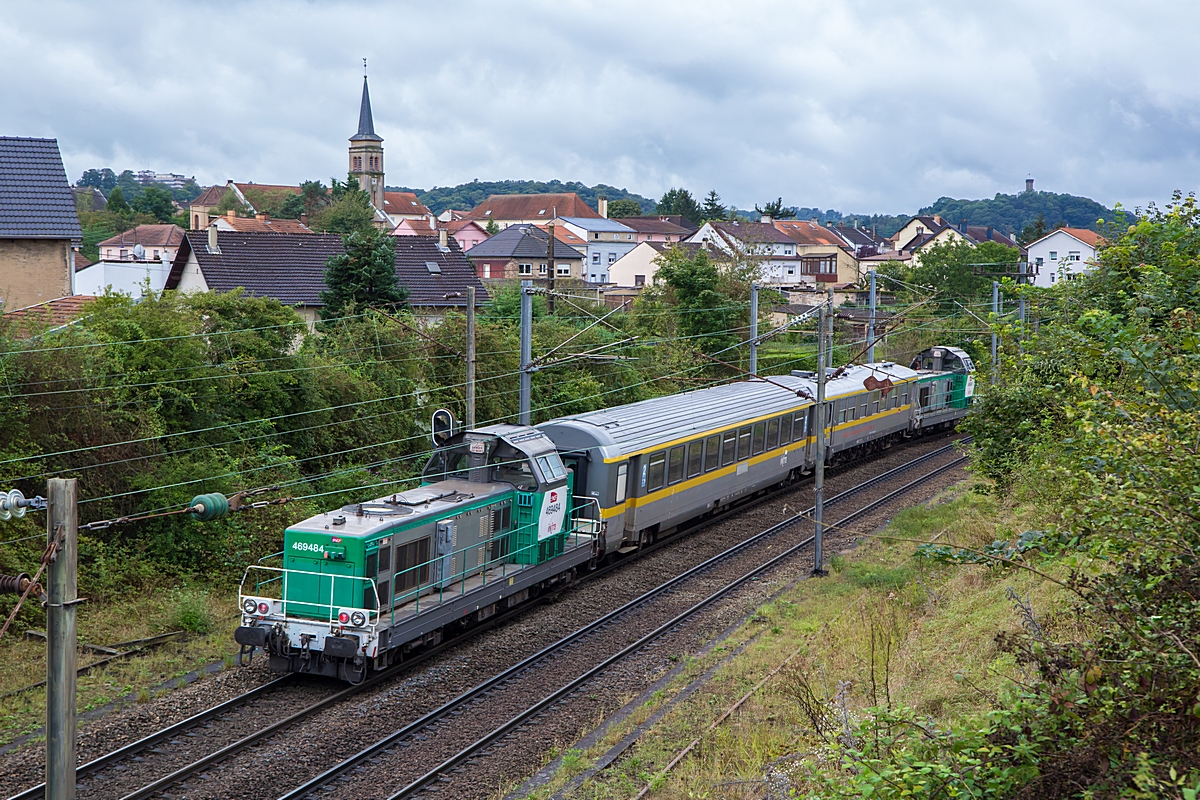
921 189 1118 237
385 179 655 216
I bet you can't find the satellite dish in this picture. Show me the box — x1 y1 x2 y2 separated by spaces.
133 244 145 259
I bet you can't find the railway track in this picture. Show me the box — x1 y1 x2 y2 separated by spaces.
281 446 968 800
3 435 967 800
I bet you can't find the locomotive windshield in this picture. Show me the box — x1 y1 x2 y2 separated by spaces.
421 438 567 491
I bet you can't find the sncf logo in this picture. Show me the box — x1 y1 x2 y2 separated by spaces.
550 491 558 502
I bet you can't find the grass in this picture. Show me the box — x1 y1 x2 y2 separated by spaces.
0 585 241 748
523 484 1076 799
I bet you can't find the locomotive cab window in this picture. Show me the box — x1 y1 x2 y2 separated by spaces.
667 446 685 485
647 451 666 491
686 441 703 479
704 435 721 472
751 422 766 455
615 463 628 504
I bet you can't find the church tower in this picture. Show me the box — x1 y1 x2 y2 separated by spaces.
349 70 385 210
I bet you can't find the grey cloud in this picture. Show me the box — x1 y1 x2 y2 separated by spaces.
3 0 1198 213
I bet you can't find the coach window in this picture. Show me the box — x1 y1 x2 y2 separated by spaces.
838 401 848 425
793 411 807 443
860 395 869 417
722 431 737 465
751 422 766 455
704 434 721 472
615 463 628 504
766 418 780 450
737 426 753 461
647 451 666 492
871 391 881 415
667 446 685 485
780 413 793 444
687 441 703 479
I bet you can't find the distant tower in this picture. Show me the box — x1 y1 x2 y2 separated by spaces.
349 64 385 211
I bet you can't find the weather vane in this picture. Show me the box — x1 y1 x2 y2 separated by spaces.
363 57 367 76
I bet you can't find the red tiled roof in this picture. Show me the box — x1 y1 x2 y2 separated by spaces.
444 219 486 235
466 193 600 221
232 182 300 196
74 252 93 271
1058 227 1102 246
710 221 796 245
97 224 186 248
383 191 432 216
4 295 96 327
190 185 228 207
217 216 314 234
773 219 847 246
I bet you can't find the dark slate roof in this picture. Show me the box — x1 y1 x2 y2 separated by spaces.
617 216 692 236
0 137 82 240
464 224 583 260
166 231 487 308
832 225 887 248
351 76 383 142
710 220 795 245
624 214 698 232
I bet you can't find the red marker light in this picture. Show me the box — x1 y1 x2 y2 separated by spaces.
338 611 350 624
258 602 270 615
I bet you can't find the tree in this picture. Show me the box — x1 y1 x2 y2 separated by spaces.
607 199 641 218
701 190 727 222
1018 213 1048 245
310 176 376 236
214 189 250 217
77 168 117 193
656 188 703 226
106 186 130 215
320 229 407 318
278 180 330 220
131 186 175 222
910 239 1017 301
654 247 741 352
755 197 795 219
484 217 500 235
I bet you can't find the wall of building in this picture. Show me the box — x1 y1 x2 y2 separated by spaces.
0 238 73 311
1027 231 1094 288
75 259 172 297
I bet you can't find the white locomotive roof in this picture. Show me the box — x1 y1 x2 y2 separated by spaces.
542 362 917 458
287 479 509 538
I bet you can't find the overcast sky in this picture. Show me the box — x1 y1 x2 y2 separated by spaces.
3 1 1196 214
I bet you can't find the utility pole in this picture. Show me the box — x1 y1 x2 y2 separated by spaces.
546 219 556 315
991 281 999 385
748 282 759 376
812 291 830 577
1018 260 1027 354
46 478 77 800
866 269 877 363
519 279 532 426
465 285 476 430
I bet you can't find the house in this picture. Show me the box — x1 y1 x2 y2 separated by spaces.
556 217 638 283
165 229 487 325
393 217 490 252
832 224 890 258
381 191 432 224
465 193 601 229
97 224 186 262
884 214 1019 269
1025 227 1101 288
615 215 694 244
210 211 313 234
607 241 701 288
188 185 226 230
0 137 82 310
772 219 861 285
188 182 302 230
687 219 851 288
463 223 584 281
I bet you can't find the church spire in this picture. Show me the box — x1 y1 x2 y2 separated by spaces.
352 69 382 142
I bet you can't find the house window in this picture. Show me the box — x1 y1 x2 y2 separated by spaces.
590 274 598 282
538 263 547 274
518 263 532 275
1050 274 1055 283
627 233 633 240
593 232 600 240
608 252 617 264
120 249 127 259
152 250 159 259
1068 251 1081 261
556 263 571 276
1035 257 1044 267
1049 250 1058 260
786 266 795 276
784 247 793 255
592 252 601 264
353 156 362 171
635 275 645 286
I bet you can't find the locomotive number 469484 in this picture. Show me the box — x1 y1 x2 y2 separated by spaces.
292 541 325 553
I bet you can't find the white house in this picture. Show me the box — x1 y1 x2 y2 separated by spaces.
1025 227 1101 288
687 220 809 286
75 257 173 297
607 241 699 288
555 217 638 283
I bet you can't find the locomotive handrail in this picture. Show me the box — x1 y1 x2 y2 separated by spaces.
240 565 380 629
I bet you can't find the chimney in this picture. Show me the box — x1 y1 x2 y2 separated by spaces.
300 213 308 226
256 212 268 221
226 210 236 221
438 227 449 249
598 197 608 218
959 218 967 234
207 224 220 254
1026 177 1034 192
761 214 772 224
986 225 994 240
810 216 818 223
933 214 943 225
